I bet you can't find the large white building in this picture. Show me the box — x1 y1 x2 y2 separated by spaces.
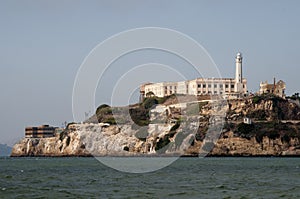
140 53 247 99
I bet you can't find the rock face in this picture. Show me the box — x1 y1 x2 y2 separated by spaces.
11 124 300 157
11 128 88 157
11 123 175 157
11 96 300 157
210 131 300 156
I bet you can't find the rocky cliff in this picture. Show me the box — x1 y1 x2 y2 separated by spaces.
11 123 174 157
11 95 300 157
11 123 300 157
210 131 300 156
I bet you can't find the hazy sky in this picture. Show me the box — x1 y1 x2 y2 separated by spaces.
1 0 300 145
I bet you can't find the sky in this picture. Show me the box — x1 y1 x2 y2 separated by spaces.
1 0 300 145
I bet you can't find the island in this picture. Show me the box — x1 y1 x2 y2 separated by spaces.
11 94 300 157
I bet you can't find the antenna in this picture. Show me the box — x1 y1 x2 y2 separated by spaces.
84 111 91 120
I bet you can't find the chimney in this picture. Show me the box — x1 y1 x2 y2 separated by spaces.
273 77 276 94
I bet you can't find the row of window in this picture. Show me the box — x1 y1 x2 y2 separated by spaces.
164 86 177 90
165 90 176 95
146 83 245 96
198 91 223 94
197 83 235 89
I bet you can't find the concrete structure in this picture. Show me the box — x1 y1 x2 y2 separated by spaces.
140 52 247 99
259 78 286 98
243 117 252 124
25 125 57 138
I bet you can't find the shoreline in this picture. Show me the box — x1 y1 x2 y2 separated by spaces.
9 154 300 158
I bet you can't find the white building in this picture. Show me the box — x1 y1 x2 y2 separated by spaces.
140 53 247 99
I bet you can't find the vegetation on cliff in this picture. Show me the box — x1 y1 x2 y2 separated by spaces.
11 93 300 157
94 93 300 154
228 121 300 143
96 94 175 125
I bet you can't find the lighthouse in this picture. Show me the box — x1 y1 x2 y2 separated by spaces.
235 52 243 93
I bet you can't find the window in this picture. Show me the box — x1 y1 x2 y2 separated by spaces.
214 84 217 88
203 84 206 88
208 84 211 88
214 91 217 94
231 84 234 89
225 84 229 88
198 84 201 88
219 84 223 88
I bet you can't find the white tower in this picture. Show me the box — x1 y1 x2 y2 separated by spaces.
235 52 243 93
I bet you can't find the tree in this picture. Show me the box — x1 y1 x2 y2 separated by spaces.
146 91 155 98
290 93 300 100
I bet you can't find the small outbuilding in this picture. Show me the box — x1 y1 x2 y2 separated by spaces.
243 117 252 124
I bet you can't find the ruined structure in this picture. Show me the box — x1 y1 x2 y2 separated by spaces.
259 78 286 98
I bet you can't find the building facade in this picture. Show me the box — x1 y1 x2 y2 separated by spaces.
25 125 57 138
140 52 247 99
259 79 286 98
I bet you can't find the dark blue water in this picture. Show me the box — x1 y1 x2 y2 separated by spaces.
0 157 300 198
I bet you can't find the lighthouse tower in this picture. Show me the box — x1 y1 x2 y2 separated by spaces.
235 52 243 93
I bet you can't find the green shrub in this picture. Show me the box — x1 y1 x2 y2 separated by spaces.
146 91 155 98
66 122 76 129
237 123 255 134
249 110 267 121
143 97 158 109
103 117 116 125
96 104 114 123
195 125 209 141
97 104 110 110
267 131 280 140
129 107 149 126
252 96 262 104
282 134 291 143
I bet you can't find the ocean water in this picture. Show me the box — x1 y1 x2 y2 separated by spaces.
0 157 300 199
